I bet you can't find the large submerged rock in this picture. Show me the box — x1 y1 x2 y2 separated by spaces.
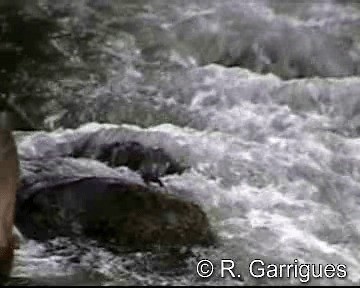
14 124 215 251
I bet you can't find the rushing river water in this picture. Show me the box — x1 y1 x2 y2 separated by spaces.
7 0 360 285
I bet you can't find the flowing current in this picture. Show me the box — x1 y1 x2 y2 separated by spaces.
9 0 360 285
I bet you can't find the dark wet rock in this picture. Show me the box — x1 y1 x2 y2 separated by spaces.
92 141 186 187
16 177 213 249
15 126 214 251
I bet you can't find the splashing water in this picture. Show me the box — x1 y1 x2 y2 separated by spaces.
10 0 360 285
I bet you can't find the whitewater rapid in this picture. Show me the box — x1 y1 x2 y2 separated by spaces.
9 0 360 285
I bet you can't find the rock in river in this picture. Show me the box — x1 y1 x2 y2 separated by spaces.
14 124 215 251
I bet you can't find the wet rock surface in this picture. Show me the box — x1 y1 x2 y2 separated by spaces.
75 140 187 187
16 177 213 250
14 126 214 251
